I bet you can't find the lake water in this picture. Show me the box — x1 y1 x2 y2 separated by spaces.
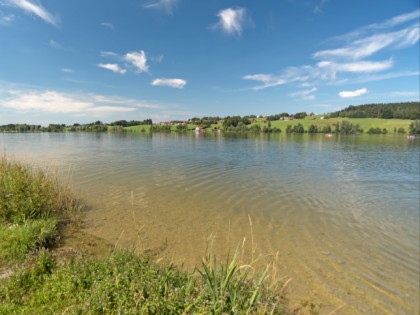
1 132 419 314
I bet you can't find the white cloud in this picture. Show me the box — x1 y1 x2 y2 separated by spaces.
329 70 420 85
314 25 419 60
242 74 287 90
291 87 317 100
135 103 163 109
0 13 14 24
314 0 328 14
303 95 316 101
100 22 114 30
243 10 419 90
100 51 118 58
48 39 63 50
2 91 92 113
7 0 58 26
354 9 419 34
292 87 317 96
0 90 137 114
143 0 177 15
317 59 393 73
124 51 149 73
338 88 368 98
214 7 249 36
151 78 187 89
97 63 127 75
61 68 74 73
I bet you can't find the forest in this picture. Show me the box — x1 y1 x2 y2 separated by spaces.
328 102 419 119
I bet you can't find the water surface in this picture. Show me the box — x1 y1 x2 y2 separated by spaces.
1 132 419 314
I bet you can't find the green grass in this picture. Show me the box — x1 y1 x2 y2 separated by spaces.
0 155 81 267
123 125 152 132
0 249 288 314
0 156 81 225
0 219 57 263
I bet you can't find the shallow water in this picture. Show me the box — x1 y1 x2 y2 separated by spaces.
1 132 419 314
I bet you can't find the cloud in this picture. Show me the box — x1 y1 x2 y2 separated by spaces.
100 51 118 58
97 64 127 75
353 9 419 34
151 78 187 89
338 88 368 98
213 7 249 36
61 68 74 73
242 74 287 90
124 51 149 73
243 66 315 90
329 70 420 85
143 0 178 15
7 0 58 26
0 13 14 25
314 25 419 60
291 87 317 100
317 59 393 72
243 10 419 90
0 90 137 114
314 0 328 14
100 22 114 30
48 39 63 50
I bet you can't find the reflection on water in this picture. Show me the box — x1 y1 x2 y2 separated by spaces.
1 132 419 314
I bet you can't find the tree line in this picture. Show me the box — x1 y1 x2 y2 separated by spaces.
0 119 153 133
329 102 420 119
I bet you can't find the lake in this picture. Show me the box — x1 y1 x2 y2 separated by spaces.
1 132 419 314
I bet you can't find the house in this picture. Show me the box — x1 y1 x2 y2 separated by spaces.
195 126 206 133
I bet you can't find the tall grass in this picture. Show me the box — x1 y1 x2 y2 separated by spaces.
0 155 81 224
0 155 81 265
0 248 290 314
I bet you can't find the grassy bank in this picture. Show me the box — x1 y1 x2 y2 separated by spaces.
0 157 297 314
0 156 81 267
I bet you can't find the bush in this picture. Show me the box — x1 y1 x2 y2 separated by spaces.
409 120 420 134
308 124 318 134
367 127 382 134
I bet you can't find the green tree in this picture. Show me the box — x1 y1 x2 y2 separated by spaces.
308 124 318 134
409 120 420 134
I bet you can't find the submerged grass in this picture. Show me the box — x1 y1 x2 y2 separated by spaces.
0 157 295 314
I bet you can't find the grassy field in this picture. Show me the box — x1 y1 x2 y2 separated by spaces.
255 116 412 132
122 125 152 132
0 157 300 314
120 117 413 134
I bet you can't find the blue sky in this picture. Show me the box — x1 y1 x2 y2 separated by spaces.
0 0 419 125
